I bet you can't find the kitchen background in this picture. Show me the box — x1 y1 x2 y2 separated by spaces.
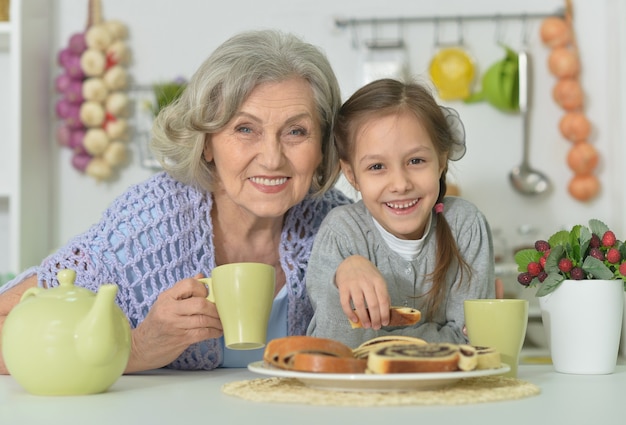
1 0 626 352
52 0 626 260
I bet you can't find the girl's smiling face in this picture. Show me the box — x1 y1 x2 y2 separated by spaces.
204 78 322 219
341 110 445 240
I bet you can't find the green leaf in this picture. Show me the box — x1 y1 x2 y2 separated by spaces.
548 230 570 248
544 245 564 274
569 225 582 263
589 219 609 237
152 82 187 116
582 256 615 279
536 273 564 297
514 249 541 271
579 226 592 258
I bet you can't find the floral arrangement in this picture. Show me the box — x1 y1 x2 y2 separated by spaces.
515 219 626 296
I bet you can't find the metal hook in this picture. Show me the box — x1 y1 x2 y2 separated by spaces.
521 14 530 46
372 18 380 43
350 19 360 49
433 17 440 46
397 17 405 45
494 14 504 45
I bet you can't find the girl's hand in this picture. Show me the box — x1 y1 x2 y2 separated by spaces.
335 255 391 330
125 274 222 373
495 278 504 299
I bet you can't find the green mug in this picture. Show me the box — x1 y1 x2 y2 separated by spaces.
200 262 275 350
464 299 528 377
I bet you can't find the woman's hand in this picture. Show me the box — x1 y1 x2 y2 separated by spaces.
125 274 222 373
334 255 391 330
0 275 39 374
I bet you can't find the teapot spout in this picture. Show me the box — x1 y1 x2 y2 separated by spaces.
75 284 123 366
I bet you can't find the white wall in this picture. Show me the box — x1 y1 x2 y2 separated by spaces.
49 0 624 266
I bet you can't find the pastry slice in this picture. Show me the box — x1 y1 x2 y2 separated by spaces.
367 343 460 373
353 335 428 359
290 352 367 374
263 336 354 370
473 345 502 369
350 306 422 329
457 344 478 371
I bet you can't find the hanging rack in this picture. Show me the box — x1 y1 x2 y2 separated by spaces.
334 9 565 29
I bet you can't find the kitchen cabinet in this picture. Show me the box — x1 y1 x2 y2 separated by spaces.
0 0 52 276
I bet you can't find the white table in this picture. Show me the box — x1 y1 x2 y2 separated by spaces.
1 365 624 425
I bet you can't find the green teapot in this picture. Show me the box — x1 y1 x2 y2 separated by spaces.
2 269 131 395
465 44 519 113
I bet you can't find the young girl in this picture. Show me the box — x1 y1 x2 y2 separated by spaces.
306 78 494 347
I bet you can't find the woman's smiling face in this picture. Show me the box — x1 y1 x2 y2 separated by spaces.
204 78 322 219
341 110 445 240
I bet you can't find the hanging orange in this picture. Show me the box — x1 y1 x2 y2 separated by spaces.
548 47 580 78
559 111 591 143
553 78 584 110
540 17 573 48
568 174 600 201
567 142 599 174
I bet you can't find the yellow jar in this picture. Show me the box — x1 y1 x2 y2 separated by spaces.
0 0 9 22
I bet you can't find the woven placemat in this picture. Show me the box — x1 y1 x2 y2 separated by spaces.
222 376 540 406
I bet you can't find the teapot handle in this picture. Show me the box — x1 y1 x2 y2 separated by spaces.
20 287 43 302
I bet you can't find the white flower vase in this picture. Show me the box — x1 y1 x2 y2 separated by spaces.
539 279 624 374
622 292 626 357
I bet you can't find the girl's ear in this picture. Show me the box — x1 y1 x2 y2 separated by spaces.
340 159 359 191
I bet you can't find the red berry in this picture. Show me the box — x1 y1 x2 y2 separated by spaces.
570 267 585 280
607 248 621 264
539 256 547 268
619 262 626 276
558 258 573 273
602 231 617 247
534 240 551 252
590 234 601 248
589 247 605 261
517 272 533 286
527 262 542 277
538 271 548 282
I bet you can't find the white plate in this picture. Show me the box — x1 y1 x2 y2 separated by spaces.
247 361 510 392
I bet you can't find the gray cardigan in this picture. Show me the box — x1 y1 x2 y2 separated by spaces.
306 196 495 348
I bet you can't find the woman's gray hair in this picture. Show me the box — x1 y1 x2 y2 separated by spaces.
150 29 342 196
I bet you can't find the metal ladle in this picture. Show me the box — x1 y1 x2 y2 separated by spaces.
509 49 550 195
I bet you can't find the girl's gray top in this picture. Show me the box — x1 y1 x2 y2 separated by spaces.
306 196 495 348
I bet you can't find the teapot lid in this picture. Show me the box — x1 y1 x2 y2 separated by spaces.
36 269 97 300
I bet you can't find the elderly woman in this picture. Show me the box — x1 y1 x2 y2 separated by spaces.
0 29 351 373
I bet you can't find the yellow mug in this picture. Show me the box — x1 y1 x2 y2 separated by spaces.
200 262 275 350
464 299 528 378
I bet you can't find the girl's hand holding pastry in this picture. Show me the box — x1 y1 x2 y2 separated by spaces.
335 255 391 330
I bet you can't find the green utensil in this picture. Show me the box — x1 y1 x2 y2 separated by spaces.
465 45 519 113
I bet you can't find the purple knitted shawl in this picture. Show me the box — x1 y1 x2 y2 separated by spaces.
9 172 351 370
